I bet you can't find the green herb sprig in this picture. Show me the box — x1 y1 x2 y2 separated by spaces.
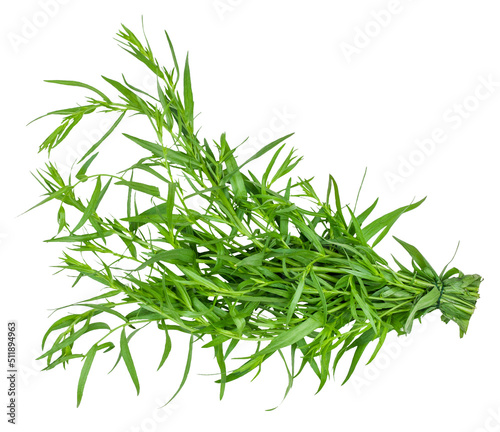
31 24 481 408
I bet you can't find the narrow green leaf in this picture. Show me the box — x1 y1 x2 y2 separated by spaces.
43 354 84 371
41 314 83 350
23 186 72 214
165 31 180 78
45 80 111 103
183 54 194 123
213 336 227 400
115 180 160 197
165 334 194 405
286 275 306 326
230 133 295 178
45 230 114 243
135 248 195 270
38 322 110 360
166 181 176 231
57 205 66 234
356 198 378 227
76 153 99 181
341 342 369 385
157 321 172 371
72 177 102 232
79 111 126 162
310 272 328 325
253 312 323 358
346 206 367 246
262 143 285 188
120 328 140 395
123 133 198 167
394 236 437 278
108 327 141 374
363 198 426 246
221 133 246 201
77 344 98 407
404 287 440 333
102 76 143 106
327 175 347 228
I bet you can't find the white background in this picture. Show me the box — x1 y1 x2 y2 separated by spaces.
1 1 500 431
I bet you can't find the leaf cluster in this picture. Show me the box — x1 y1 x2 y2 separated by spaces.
31 23 481 408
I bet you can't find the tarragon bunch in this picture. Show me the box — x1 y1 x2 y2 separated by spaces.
31 24 481 407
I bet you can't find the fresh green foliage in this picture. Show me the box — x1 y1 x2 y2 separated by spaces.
32 24 481 408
